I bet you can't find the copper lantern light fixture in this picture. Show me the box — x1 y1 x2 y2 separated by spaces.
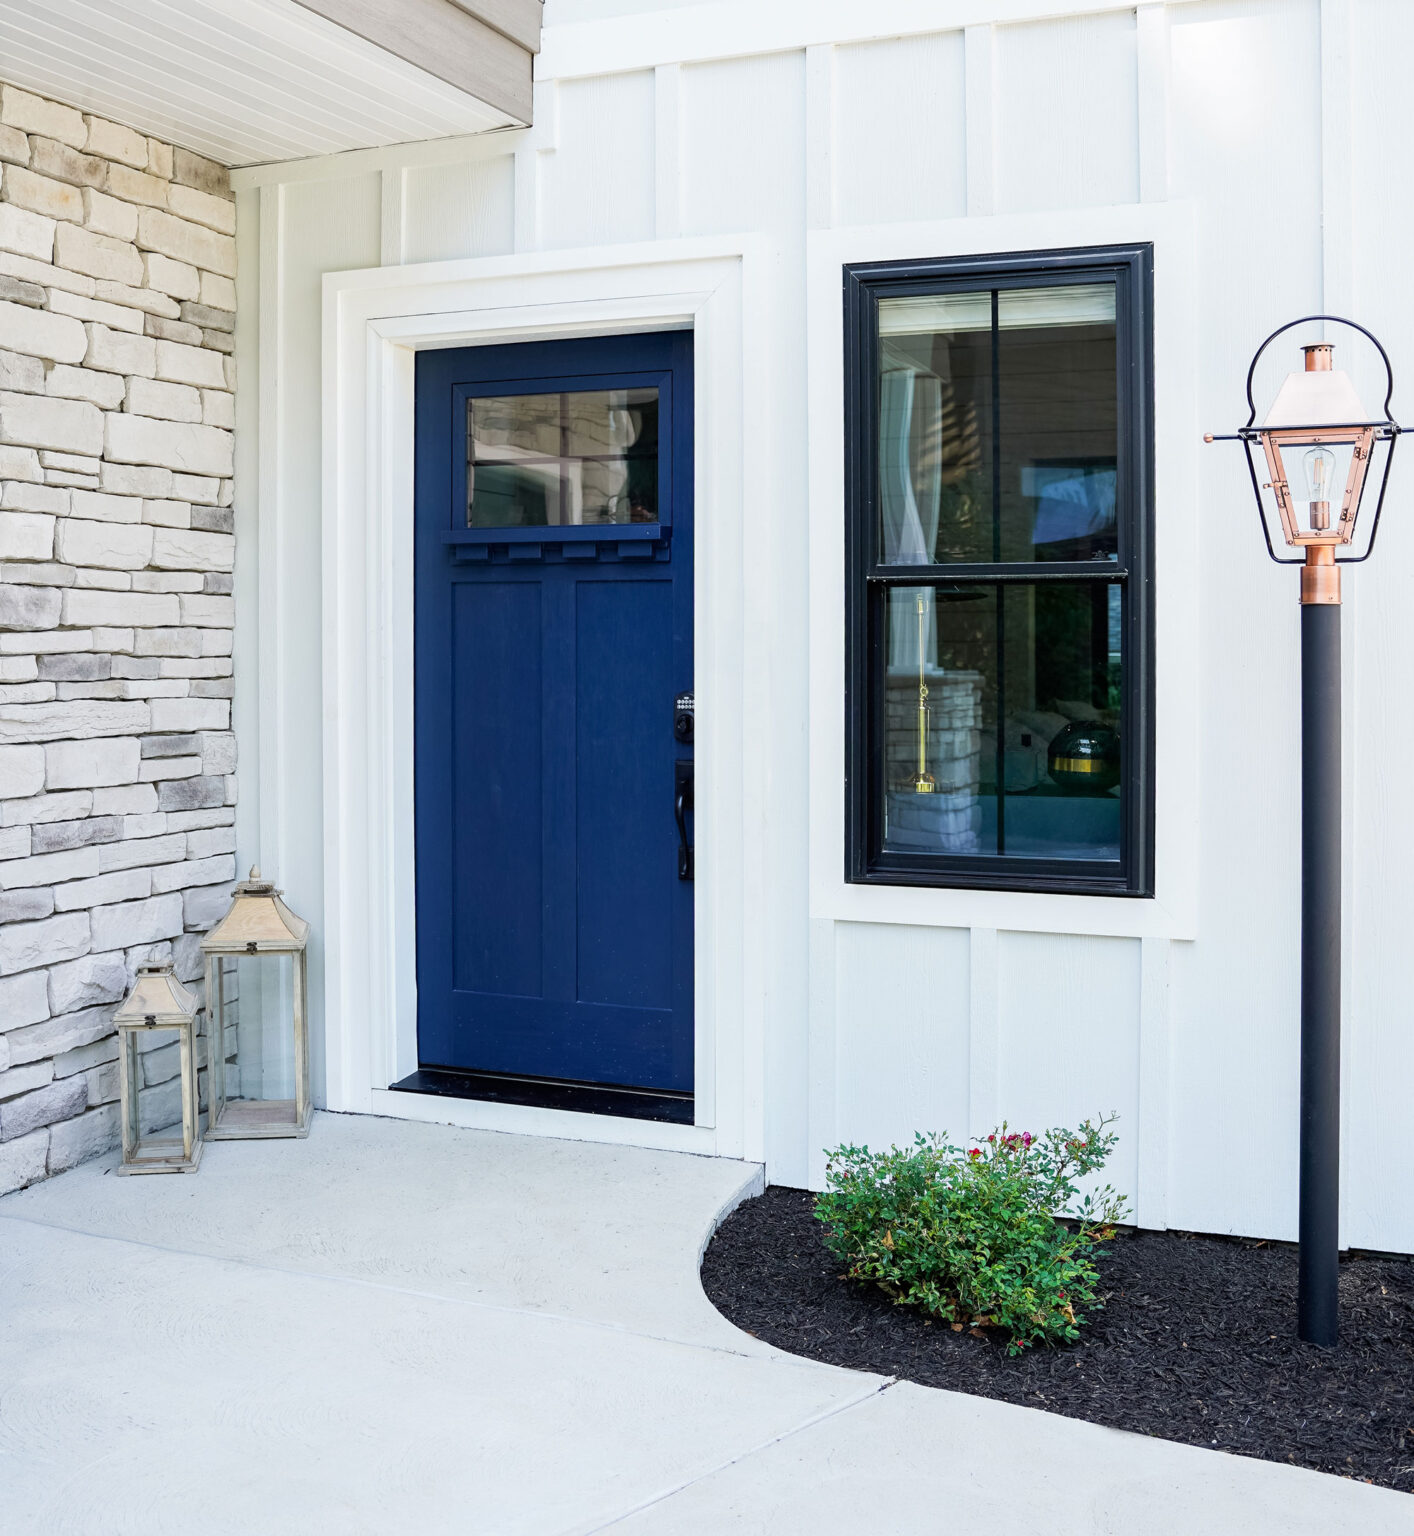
1208 316 1401 1348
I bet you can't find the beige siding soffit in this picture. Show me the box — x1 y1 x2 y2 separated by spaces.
446 0 543 54
290 0 534 124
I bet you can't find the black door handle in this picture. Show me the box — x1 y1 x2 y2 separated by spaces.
675 759 694 880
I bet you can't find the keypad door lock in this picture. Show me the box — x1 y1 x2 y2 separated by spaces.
673 691 694 742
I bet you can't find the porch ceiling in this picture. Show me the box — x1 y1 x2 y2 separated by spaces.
0 0 539 169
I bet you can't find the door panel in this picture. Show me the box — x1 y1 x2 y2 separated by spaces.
575 577 674 1012
414 332 694 1098
450 581 543 999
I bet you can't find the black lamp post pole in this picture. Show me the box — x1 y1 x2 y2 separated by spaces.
1298 554 1341 1347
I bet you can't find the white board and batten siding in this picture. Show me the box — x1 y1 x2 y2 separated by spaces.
232 0 1414 1253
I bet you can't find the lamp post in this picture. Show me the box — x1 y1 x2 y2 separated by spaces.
1208 316 1401 1347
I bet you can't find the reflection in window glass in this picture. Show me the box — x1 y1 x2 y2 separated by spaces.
877 284 1118 564
467 387 659 528
881 581 1122 863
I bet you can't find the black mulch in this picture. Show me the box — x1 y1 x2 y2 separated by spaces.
701 1187 1414 1492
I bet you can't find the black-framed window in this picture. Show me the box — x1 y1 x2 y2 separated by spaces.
845 245 1154 896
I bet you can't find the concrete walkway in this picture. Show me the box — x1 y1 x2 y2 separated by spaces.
1 1113 1409 1535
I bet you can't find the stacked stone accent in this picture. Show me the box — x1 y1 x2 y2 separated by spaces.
0 85 237 1193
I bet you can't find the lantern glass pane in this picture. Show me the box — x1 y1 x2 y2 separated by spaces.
216 954 298 1111
880 580 1123 864
129 1027 189 1140
1258 434 1376 546
876 282 1118 565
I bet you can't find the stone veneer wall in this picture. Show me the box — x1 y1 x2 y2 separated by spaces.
0 85 237 1193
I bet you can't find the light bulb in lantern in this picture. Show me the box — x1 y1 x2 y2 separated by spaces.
1303 445 1337 531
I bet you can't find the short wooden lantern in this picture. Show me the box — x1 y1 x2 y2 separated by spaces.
202 868 312 1140
113 963 202 1175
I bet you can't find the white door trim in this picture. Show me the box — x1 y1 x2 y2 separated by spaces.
318 236 776 1160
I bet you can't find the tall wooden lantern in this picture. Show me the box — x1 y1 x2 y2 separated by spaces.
202 868 312 1140
113 963 202 1174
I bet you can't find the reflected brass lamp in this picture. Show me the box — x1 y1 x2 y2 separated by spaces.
912 594 935 793
202 868 312 1140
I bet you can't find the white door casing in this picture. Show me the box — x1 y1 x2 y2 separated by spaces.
320 237 778 1158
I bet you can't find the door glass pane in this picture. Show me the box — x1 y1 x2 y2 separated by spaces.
876 283 1118 564
467 387 659 528
880 581 1122 862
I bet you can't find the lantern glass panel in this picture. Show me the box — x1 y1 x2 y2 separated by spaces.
214 953 298 1113
125 1027 189 1137
1253 428 1390 555
1265 437 1360 537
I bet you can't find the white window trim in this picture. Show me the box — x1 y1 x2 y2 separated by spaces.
319 236 777 1159
807 202 1200 939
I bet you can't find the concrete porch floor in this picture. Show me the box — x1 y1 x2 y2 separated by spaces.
1 1113 1410 1535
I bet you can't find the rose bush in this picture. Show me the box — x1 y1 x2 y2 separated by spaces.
814 1117 1127 1352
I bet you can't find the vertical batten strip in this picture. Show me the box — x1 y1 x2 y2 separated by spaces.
379 165 406 265
967 926 1000 1135
233 183 263 990
513 77 558 251
654 62 683 239
1136 4 1171 204
964 24 997 218
804 44 837 231
258 181 286 889
1136 6 1175 1233
254 182 288 1093
806 918 839 1188
1320 0 1357 1248
1136 935 1172 1229
1320 0 1356 314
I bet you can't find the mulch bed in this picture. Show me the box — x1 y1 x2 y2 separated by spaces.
701 1187 1414 1492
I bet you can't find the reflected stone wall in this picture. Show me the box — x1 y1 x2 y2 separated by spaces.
884 668 983 853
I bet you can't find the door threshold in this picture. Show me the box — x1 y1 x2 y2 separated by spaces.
388 1068 695 1126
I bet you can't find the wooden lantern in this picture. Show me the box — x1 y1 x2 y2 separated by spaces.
202 868 312 1140
113 963 202 1174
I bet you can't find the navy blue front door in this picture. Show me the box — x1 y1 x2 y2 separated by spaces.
413 332 694 1095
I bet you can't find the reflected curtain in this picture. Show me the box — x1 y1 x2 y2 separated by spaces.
880 366 943 673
